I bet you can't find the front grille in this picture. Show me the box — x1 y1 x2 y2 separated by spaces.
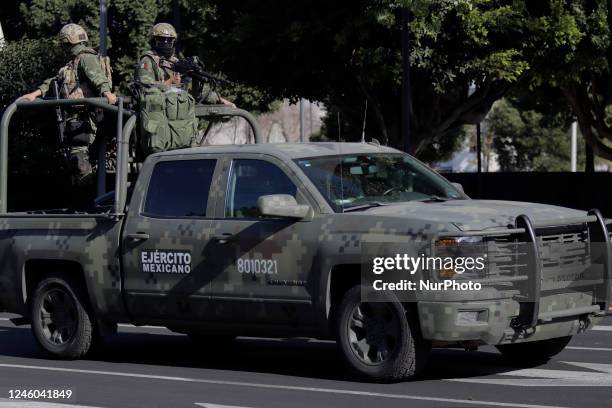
484 224 591 283
538 228 590 270
485 240 527 279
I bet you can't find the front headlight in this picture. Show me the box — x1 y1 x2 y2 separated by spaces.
437 236 484 246
434 236 487 280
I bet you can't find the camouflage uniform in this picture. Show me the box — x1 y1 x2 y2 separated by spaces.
135 23 219 104
38 25 112 182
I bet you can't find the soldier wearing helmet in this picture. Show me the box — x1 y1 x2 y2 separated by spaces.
136 22 235 107
19 23 118 184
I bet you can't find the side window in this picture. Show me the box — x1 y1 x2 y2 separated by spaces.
226 159 297 218
144 159 216 217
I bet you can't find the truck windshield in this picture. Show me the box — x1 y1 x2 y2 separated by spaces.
295 153 464 212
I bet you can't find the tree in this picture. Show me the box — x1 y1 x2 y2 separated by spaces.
552 0 612 161
17 0 158 87
205 0 609 160
489 95 585 171
3 1 612 163
0 38 65 109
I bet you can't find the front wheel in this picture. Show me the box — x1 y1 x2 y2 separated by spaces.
336 286 430 382
30 274 94 359
496 336 572 364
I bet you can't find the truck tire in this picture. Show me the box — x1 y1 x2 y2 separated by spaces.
336 285 430 382
30 273 94 359
496 336 572 364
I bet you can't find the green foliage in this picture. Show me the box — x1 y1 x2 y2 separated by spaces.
2 0 612 163
489 97 585 171
206 0 610 159
17 0 158 89
0 38 65 109
107 0 157 86
19 0 100 47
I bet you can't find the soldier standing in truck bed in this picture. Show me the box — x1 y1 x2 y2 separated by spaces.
135 23 235 107
18 23 117 184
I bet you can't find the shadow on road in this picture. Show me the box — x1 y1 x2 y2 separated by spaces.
0 325 540 383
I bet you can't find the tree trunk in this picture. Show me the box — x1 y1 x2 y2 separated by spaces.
561 85 612 162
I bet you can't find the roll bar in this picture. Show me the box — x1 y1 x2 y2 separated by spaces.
0 98 262 215
195 104 262 144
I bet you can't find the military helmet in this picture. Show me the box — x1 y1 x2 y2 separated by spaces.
59 23 88 44
150 23 177 39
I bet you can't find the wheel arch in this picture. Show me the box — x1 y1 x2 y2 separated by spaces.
324 264 361 335
23 259 90 310
323 263 422 337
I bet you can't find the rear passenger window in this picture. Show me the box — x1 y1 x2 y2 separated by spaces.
144 159 216 217
226 159 297 218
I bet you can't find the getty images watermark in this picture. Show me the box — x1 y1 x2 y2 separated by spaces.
370 254 486 291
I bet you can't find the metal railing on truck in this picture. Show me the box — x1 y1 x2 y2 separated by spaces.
0 97 262 217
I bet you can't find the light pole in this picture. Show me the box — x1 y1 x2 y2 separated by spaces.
299 99 305 142
476 123 482 173
401 7 412 153
173 0 182 52
571 121 577 172
97 0 108 197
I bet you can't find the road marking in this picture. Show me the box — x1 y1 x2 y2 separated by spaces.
560 361 612 374
567 346 612 352
592 326 612 331
446 378 609 387
448 361 612 387
0 398 99 408
0 363 566 408
195 404 254 408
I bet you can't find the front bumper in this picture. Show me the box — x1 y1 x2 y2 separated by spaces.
418 297 605 344
420 210 611 345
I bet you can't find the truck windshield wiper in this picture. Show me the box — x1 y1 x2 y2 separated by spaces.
342 202 389 212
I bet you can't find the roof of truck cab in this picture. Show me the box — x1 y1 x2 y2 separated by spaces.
152 142 402 160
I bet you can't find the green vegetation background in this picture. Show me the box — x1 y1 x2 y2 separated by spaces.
1 0 611 173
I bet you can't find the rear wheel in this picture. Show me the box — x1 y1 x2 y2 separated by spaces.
30 274 94 359
336 286 430 382
496 336 572 364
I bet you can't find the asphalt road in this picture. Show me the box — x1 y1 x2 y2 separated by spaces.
0 313 611 408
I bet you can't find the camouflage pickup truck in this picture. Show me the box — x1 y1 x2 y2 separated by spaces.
0 100 610 382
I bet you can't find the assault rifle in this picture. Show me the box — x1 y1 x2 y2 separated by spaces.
51 80 66 146
172 56 234 86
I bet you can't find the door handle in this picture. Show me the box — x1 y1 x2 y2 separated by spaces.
127 232 150 241
212 233 235 244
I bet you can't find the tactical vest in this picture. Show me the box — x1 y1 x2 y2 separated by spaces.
141 51 178 83
58 49 113 99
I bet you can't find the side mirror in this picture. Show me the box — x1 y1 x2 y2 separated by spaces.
257 194 312 219
451 182 465 194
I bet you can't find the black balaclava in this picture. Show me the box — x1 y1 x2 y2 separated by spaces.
153 37 175 58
